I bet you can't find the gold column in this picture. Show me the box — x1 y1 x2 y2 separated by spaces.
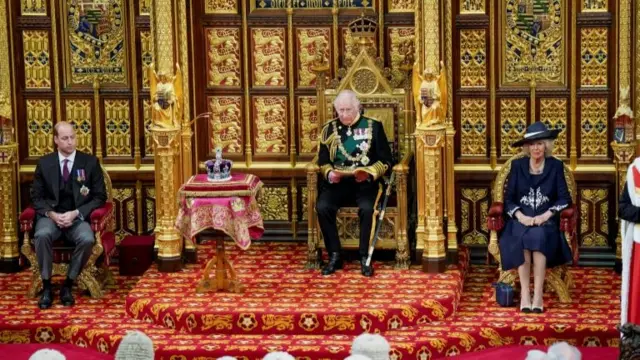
92 78 103 160
444 125 457 262
178 0 193 183
489 0 497 168
241 0 252 167
0 143 19 272
569 0 577 169
612 141 636 272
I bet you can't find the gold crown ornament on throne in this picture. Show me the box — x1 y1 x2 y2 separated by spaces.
347 12 378 58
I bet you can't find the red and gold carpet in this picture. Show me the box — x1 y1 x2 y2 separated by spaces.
0 242 621 359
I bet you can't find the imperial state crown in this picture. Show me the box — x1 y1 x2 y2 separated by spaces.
205 147 233 182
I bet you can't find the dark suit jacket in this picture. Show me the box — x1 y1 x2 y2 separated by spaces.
30 151 107 220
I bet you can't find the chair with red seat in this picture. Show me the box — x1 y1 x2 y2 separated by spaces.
19 165 116 299
486 153 578 303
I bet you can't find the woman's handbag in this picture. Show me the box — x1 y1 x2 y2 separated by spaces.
493 282 515 307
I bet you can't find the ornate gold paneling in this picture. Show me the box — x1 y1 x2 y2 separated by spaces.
298 96 319 155
113 187 136 243
460 188 490 245
258 187 288 221
580 27 608 87
499 98 527 157
140 31 154 89
140 0 152 15
21 0 47 15
579 188 608 247
251 28 286 87
580 98 608 157
581 0 607 12
389 0 414 12
207 28 241 87
22 31 51 89
64 99 93 154
144 187 156 233
205 0 236 13
143 99 153 156
104 100 131 157
460 29 486 88
301 186 308 221
253 96 288 154
540 98 568 157
343 28 378 66
297 28 330 88
63 0 128 85
460 98 487 157
501 0 565 85
461 0 485 14
389 27 415 84
207 96 243 154
26 99 53 157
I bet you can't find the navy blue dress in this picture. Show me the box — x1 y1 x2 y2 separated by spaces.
498 156 574 271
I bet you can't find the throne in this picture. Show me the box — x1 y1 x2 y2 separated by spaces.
19 165 116 298
486 153 578 302
305 14 414 269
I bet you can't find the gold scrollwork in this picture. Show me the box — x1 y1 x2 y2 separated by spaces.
460 29 487 88
140 31 154 89
145 187 156 233
252 28 286 87
113 188 135 243
540 98 568 157
205 0 237 13
343 28 378 66
208 96 243 153
581 0 607 12
580 188 608 247
65 99 93 153
207 28 241 87
351 68 378 95
460 188 489 245
258 187 289 221
389 27 415 84
298 96 319 154
253 96 288 154
389 0 414 12
21 0 47 15
140 0 152 15
297 28 330 87
26 99 54 157
301 186 308 220
461 0 485 14
22 31 51 89
143 99 153 156
460 98 487 156
104 100 131 157
580 98 608 157
580 28 608 87
499 98 527 157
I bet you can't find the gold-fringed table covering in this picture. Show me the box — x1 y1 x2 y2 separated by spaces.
176 173 264 249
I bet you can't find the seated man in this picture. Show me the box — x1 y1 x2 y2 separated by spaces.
315 90 394 277
30 121 106 309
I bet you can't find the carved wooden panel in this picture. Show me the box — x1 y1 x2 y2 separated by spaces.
300 186 308 221
579 188 609 248
104 99 132 157
460 98 487 157
22 30 51 89
258 186 289 221
388 27 415 84
140 30 154 89
459 187 490 245
207 96 243 154
499 98 527 157
143 186 156 234
139 0 152 15
580 27 608 87
540 98 568 158
580 98 608 158
298 96 319 155
26 99 54 157
205 0 237 14
296 28 330 88
251 28 286 87
460 29 486 88
252 96 288 154
460 0 485 14
21 0 47 15
207 28 241 87
143 99 153 157
113 186 137 244
389 0 414 12
64 99 93 154
582 0 607 12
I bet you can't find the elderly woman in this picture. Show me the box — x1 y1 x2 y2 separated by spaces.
500 121 573 313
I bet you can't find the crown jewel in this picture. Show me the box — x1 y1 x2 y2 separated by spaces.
205 147 233 182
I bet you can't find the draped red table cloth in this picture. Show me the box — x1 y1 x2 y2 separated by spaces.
176 173 264 249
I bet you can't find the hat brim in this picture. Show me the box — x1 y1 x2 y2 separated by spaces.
512 129 560 147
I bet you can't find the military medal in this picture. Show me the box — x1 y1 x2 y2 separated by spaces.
361 155 370 165
346 127 352 136
80 185 90 196
76 169 86 183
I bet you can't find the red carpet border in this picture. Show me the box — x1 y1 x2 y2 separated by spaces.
124 243 469 336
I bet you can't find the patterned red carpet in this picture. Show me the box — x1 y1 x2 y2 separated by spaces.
0 242 620 359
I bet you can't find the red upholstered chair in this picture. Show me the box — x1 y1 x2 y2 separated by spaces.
486 153 578 303
20 165 116 298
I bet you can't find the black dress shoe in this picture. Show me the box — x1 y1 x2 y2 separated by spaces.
321 253 343 275
38 288 53 309
360 257 374 277
60 286 75 307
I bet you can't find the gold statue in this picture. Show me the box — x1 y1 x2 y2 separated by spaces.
412 60 447 128
149 63 183 129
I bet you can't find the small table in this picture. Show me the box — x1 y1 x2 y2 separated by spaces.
176 173 264 293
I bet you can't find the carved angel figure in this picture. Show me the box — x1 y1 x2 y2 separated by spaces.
149 63 183 129
615 86 634 119
412 60 447 128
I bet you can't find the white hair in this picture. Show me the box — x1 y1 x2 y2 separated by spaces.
29 349 66 360
263 352 295 360
351 333 390 360
522 139 554 157
526 342 582 360
333 90 361 109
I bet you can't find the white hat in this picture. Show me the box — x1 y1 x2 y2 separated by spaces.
351 333 390 360
115 330 154 360
344 355 372 360
29 349 66 360
263 352 296 360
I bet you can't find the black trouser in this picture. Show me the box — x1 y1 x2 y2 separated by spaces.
315 178 379 257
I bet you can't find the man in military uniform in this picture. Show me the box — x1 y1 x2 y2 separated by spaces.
316 90 394 277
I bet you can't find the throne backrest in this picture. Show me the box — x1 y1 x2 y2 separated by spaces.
491 153 576 204
100 164 115 233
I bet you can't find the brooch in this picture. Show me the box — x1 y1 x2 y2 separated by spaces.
76 169 86 183
80 185 90 197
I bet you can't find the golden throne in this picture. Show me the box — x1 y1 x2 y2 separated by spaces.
305 15 414 269
486 154 578 302
20 165 116 298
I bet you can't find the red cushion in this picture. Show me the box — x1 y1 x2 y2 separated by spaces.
90 202 113 232
20 207 36 231
120 235 155 247
487 202 505 231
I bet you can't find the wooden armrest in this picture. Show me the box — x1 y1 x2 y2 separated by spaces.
392 151 413 174
305 155 320 173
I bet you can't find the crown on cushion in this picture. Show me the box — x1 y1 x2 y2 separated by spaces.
205 147 233 182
